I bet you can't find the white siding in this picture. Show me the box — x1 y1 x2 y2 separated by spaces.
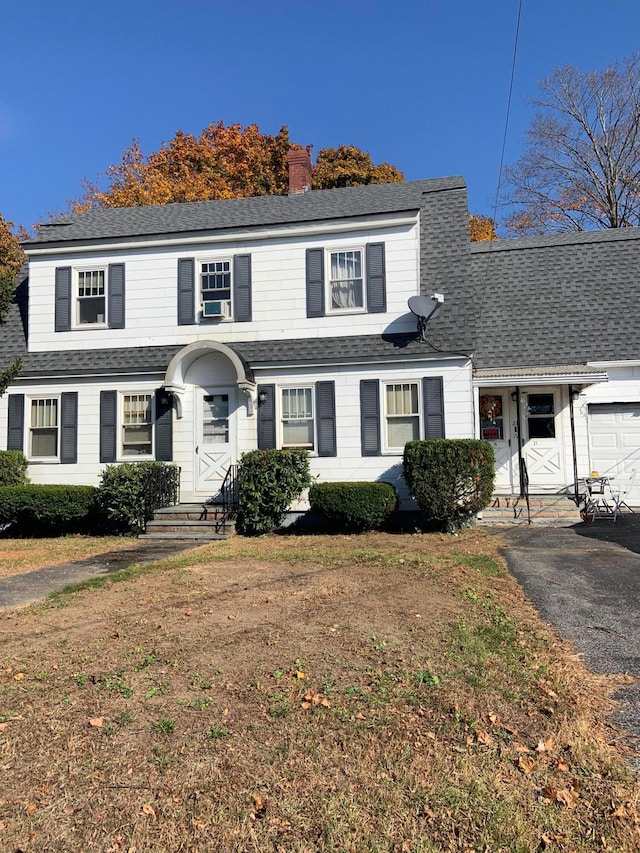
0 358 474 509
27 218 420 352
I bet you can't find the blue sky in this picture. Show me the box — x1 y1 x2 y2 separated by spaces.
2 0 640 231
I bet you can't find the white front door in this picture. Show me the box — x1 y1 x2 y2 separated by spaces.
519 387 565 491
194 388 236 496
479 390 514 491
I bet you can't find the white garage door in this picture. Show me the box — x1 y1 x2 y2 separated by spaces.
588 403 640 506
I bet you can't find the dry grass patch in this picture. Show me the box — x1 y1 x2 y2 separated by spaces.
0 536 138 579
0 530 638 852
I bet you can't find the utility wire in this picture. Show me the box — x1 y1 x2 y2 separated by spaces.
492 0 523 225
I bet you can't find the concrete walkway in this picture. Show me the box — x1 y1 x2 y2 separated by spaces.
0 540 200 609
497 515 640 771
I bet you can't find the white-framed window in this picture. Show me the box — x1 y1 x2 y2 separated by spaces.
384 382 420 450
281 387 315 450
29 397 59 459
200 259 232 319
328 248 364 312
76 268 107 325
121 393 153 457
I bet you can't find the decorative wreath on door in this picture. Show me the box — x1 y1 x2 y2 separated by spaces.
480 395 502 421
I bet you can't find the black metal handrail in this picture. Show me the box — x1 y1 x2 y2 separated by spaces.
220 463 238 518
519 456 531 524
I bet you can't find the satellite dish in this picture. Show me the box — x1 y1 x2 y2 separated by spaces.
408 294 443 320
408 294 444 341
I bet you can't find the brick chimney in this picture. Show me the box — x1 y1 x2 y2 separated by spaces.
287 147 313 195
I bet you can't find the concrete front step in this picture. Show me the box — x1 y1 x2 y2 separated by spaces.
479 494 581 526
141 502 236 540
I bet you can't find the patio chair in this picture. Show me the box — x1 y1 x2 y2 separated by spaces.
611 469 637 522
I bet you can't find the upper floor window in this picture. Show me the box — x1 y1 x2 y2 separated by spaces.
77 269 106 325
30 397 59 459
306 243 385 319
55 264 125 332
281 387 314 449
122 393 153 456
329 249 364 312
384 382 420 450
200 259 232 319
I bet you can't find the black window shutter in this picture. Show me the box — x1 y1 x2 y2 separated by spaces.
60 392 78 464
100 390 117 463
55 267 72 332
360 379 381 456
177 258 195 325
108 263 125 329
316 381 337 457
233 254 252 322
423 377 445 439
306 248 325 318
257 384 276 449
7 394 24 451
154 389 173 461
366 243 386 313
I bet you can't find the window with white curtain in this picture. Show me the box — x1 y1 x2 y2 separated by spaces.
385 382 420 449
122 394 153 456
329 249 364 311
281 387 314 449
30 398 59 458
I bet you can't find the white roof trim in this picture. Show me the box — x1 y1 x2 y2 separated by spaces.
24 213 418 257
474 370 608 388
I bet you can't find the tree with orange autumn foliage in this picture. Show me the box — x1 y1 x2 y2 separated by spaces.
0 214 24 392
468 213 498 242
311 145 404 189
74 123 404 211
73 121 497 241
75 123 292 210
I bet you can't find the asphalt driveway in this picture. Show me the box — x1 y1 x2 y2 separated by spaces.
497 516 640 771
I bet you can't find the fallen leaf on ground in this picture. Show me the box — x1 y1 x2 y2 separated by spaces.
517 755 535 774
89 717 104 728
142 803 156 817
556 787 579 809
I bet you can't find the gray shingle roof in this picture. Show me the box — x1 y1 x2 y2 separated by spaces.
15 334 458 379
24 178 464 246
472 228 640 368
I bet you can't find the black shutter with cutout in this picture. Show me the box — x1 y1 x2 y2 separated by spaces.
360 379 381 456
7 394 24 451
316 381 336 457
108 263 125 329
177 258 195 325
233 254 252 322
366 243 386 313
306 248 325 318
154 389 173 461
257 384 276 449
423 377 445 439
55 267 72 332
99 390 117 463
60 392 78 464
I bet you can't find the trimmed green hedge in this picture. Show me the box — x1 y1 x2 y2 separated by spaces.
403 439 495 531
95 462 180 535
0 485 97 537
236 449 311 536
309 481 397 532
0 450 28 486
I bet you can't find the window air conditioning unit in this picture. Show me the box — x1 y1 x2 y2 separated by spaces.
202 299 231 319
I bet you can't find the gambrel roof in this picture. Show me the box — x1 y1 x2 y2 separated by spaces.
471 227 640 369
24 178 463 246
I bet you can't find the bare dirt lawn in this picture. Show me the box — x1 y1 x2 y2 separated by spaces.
0 536 137 579
0 530 638 852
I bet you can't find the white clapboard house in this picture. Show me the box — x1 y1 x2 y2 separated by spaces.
1 150 638 517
